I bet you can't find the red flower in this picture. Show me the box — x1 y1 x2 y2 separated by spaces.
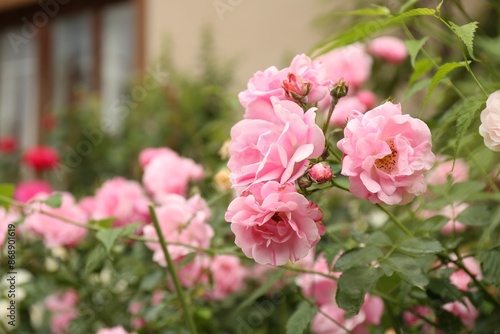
23 145 59 171
0 136 17 153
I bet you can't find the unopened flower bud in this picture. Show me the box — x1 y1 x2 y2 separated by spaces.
297 174 313 189
282 73 311 103
309 163 333 184
330 79 349 99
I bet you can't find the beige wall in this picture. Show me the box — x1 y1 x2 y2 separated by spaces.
144 0 333 93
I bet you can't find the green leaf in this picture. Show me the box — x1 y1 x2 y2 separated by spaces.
96 223 140 254
334 246 384 272
409 58 438 86
399 238 444 256
479 248 500 286
232 269 284 315
0 183 15 210
427 277 463 303
448 181 485 202
386 254 429 289
404 37 428 67
42 193 62 208
424 61 470 107
366 231 393 247
454 97 485 155
405 78 432 100
84 245 107 274
89 218 114 229
311 8 435 56
416 215 448 233
449 21 479 60
456 205 492 226
286 301 317 334
333 6 391 17
336 266 381 317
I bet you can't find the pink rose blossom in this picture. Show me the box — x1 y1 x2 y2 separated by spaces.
316 43 373 89
225 182 324 266
420 202 469 235
79 196 96 218
138 147 176 168
337 102 435 205
204 255 246 300
45 289 79 334
0 207 19 249
143 194 213 266
25 192 88 247
142 149 204 199
296 253 338 306
449 256 482 291
368 36 408 64
228 97 325 193
426 155 469 186
239 66 288 108
92 177 150 227
96 326 135 334
239 54 329 107
403 306 434 332
13 180 52 203
128 301 146 329
356 90 377 110
174 254 210 289
309 163 333 184
311 295 383 334
479 90 500 151
443 297 478 329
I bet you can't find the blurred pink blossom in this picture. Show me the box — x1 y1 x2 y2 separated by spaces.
96 326 135 334
295 253 338 306
45 289 79 334
142 149 204 199
13 180 52 203
337 102 435 204
0 207 19 249
368 36 408 64
205 255 247 300
25 192 88 247
426 155 469 186
316 43 372 89
443 297 478 329
92 177 150 227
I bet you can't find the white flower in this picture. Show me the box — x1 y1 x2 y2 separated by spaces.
479 90 500 151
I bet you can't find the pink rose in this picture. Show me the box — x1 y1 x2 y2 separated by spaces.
426 155 469 186
79 196 96 218
92 177 150 227
138 147 176 168
25 192 88 247
239 54 329 107
316 43 373 89
419 202 469 235
356 90 377 110
239 66 288 108
449 256 482 291
296 253 338 306
96 326 135 334
45 289 79 334
368 36 408 64
225 182 324 266
311 295 383 334
443 297 478 329
143 194 213 266
142 149 204 199
205 255 246 300
0 207 19 249
13 180 52 203
337 102 435 205
479 90 500 151
228 97 325 193
176 254 211 288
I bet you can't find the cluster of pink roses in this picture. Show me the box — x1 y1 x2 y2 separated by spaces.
225 36 437 266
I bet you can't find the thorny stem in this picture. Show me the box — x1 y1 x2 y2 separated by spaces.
149 205 198 334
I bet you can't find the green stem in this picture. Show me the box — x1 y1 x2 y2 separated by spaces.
375 204 413 237
148 205 198 334
322 96 341 134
